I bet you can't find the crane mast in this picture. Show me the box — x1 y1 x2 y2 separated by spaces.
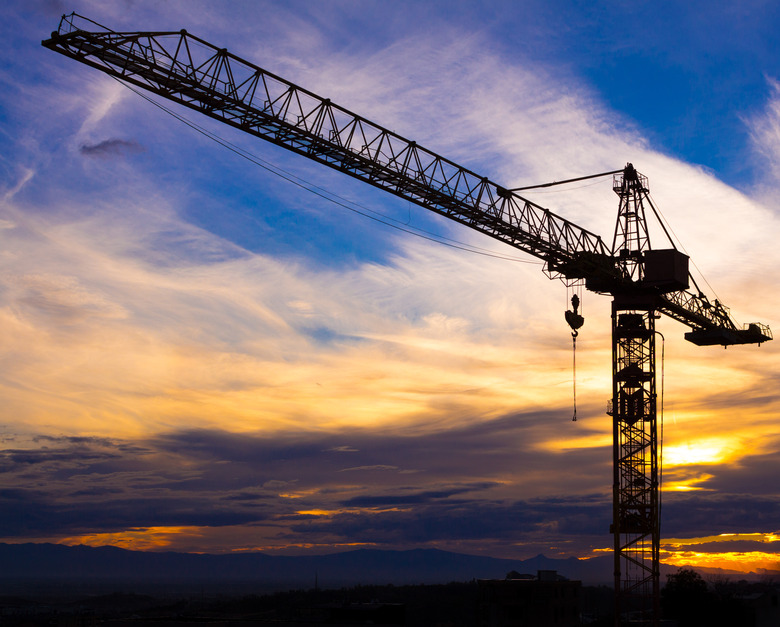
610 168 661 622
43 13 772 627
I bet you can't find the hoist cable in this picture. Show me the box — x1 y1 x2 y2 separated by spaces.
657 331 665 521
572 332 578 422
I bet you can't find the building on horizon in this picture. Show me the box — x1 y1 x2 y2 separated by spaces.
478 570 581 627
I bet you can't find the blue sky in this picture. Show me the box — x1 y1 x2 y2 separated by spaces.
1 0 779 573
539 1 780 186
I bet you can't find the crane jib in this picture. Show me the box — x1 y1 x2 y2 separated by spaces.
42 18 616 277
41 16 772 346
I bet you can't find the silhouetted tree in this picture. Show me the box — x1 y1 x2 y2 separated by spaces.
662 568 709 626
661 568 759 626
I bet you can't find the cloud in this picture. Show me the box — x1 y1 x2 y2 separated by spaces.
9 272 128 324
338 465 399 473
80 138 145 158
669 540 780 554
285 494 611 548
1 169 34 203
662 493 780 537
698 444 780 495
0 407 616 560
2 172 598 440
0 422 610 554
0 492 264 536
747 78 780 188
2 0 779 566
340 483 502 507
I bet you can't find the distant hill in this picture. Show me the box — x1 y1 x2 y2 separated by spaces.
1 543 767 597
0 543 615 595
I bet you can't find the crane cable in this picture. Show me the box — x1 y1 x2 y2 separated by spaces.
509 168 623 192
572 330 577 422
564 291 585 421
658 331 665 520
646 192 724 304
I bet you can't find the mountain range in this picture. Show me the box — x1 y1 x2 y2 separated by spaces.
0 543 610 595
0 543 763 597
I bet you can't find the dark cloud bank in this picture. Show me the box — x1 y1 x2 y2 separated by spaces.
1 416 778 559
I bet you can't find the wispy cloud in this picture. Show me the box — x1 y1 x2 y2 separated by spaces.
1 0 778 569
747 78 780 194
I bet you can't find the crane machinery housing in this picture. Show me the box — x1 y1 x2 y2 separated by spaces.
43 13 772 627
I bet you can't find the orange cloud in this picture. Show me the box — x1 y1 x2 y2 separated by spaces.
59 527 207 552
661 533 780 573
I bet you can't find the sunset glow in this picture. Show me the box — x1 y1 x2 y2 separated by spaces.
663 439 737 467
1 0 778 585
664 551 780 573
59 527 207 552
662 533 780 572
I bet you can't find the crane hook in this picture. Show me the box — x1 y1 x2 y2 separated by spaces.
565 294 584 337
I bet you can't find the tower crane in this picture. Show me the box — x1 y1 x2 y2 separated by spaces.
43 13 772 626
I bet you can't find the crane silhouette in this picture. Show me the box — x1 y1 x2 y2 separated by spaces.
43 13 772 626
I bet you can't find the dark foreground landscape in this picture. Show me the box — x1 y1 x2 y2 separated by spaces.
0 581 615 627
2 577 779 626
0 543 777 626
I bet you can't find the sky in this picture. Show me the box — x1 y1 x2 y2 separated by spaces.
1 0 779 576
